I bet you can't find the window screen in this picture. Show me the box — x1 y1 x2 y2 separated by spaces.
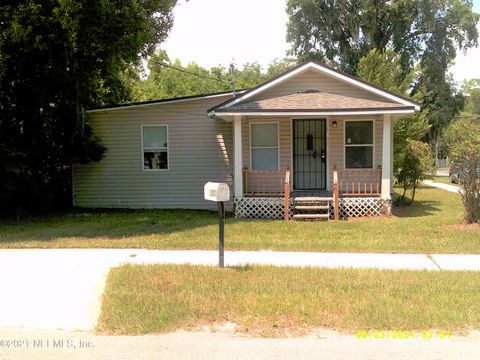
251 123 279 170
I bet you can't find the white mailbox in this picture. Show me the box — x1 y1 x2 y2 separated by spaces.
204 182 230 202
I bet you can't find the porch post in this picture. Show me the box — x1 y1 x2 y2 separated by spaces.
381 114 392 200
233 115 243 198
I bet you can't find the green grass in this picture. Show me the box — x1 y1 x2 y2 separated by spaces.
0 186 478 253
98 264 480 335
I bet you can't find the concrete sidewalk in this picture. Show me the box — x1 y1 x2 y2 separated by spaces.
424 179 461 194
1 249 480 331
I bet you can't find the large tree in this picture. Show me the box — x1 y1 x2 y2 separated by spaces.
287 0 479 75
0 0 177 213
287 0 478 164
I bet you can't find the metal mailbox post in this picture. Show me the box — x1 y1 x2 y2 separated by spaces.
204 182 230 268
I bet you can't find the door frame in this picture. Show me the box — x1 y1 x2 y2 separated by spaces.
291 118 328 190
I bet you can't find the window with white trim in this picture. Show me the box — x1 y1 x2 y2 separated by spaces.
345 120 373 168
142 125 168 170
251 123 279 170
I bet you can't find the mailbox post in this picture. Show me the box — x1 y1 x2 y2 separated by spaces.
204 182 230 268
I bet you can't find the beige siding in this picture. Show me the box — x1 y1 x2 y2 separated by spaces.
73 96 233 210
251 70 394 103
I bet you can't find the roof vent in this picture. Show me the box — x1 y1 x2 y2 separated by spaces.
298 89 320 94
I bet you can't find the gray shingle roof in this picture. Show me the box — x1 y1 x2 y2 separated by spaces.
216 90 414 113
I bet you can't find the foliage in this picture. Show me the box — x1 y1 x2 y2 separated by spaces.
395 140 433 204
414 67 465 162
462 79 480 115
0 0 177 213
357 48 415 96
287 0 478 163
286 0 479 75
126 54 299 102
356 48 433 189
444 118 480 223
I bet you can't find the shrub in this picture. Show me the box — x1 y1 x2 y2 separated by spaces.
395 139 433 204
445 119 480 223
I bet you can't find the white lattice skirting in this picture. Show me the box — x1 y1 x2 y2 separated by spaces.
235 197 390 220
335 197 390 218
235 197 291 220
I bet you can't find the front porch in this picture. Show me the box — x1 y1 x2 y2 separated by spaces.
235 167 389 220
230 115 394 221
206 61 419 220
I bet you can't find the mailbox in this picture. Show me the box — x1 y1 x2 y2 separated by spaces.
204 182 230 202
204 182 230 268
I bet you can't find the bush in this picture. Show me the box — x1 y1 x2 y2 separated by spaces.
395 139 433 204
445 119 480 224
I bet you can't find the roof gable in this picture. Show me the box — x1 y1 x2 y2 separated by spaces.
208 62 420 115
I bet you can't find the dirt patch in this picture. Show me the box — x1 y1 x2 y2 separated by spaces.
440 223 480 232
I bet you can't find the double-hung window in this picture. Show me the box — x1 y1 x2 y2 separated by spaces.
345 120 374 169
250 123 279 170
142 125 168 170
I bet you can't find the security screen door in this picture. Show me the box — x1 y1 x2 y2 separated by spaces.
293 119 327 190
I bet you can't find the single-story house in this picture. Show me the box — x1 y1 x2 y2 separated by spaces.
73 61 420 220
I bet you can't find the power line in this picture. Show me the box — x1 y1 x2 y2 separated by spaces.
149 60 231 85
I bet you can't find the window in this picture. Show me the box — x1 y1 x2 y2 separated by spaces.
142 125 168 170
345 120 374 168
250 123 279 170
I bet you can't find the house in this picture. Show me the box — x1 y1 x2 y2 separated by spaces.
73 62 420 220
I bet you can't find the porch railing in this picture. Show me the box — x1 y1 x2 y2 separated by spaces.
336 167 382 196
243 168 290 196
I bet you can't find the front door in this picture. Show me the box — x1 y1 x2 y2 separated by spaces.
293 119 327 190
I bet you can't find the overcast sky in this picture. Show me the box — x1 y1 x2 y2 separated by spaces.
163 0 480 84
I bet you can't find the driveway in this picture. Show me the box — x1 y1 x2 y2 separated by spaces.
1 249 480 331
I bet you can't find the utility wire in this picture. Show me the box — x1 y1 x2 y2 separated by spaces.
149 60 231 84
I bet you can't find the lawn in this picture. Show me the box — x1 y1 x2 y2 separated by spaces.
98 264 480 336
0 186 479 253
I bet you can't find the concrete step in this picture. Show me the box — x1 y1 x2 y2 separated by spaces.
293 214 330 220
294 205 330 210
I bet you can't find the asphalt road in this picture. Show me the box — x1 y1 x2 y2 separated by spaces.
1 327 479 360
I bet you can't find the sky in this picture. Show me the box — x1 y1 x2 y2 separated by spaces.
163 0 480 84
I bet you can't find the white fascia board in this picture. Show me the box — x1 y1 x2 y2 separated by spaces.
214 109 415 117
308 63 420 109
216 63 312 110
217 62 420 111
86 91 241 114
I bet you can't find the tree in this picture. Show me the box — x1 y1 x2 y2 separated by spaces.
357 49 415 96
266 57 299 78
286 0 479 75
357 48 432 186
395 139 433 204
0 0 177 213
287 1 478 166
444 119 480 223
127 55 297 102
462 79 480 115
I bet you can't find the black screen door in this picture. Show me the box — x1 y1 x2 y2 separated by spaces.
293 119 327 190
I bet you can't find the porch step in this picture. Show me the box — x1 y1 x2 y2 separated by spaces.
294 205 330 210
293 214 330 220
294 197 333 202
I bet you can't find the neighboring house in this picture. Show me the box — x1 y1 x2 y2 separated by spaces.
73 62 419 220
